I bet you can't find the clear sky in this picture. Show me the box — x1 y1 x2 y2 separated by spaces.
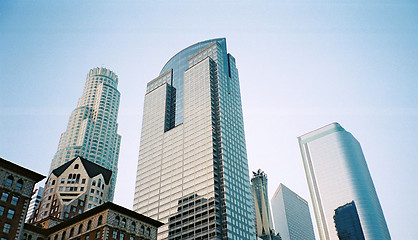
1 1 417 239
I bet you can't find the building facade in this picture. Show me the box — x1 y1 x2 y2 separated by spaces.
298 123 391 240
49 67 121 200
251 169 276 240
134 38 256 239
25 186 44 223
333 201 365 240
22 202 163 240
271 183 315 240
0 157 45 240
29 156 112 224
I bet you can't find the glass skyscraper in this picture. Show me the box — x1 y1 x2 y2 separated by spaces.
49 67 121 200
271 183 315 240
298 122 390 240
134 38 256 239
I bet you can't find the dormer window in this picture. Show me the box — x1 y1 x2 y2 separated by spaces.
16 179 23 190
6 176 13 187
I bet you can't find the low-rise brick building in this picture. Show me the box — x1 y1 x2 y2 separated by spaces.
0 157 45 240
22 202 163 240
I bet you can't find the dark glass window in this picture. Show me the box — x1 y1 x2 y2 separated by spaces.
6 176 13 187
1 192 8 202
3 223 11 233
16 179 23 190
7 209 15 219
0 206 4 215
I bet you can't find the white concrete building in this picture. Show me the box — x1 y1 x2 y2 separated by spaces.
29 156 112 224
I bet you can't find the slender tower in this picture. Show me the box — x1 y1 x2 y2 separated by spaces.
49 67 121 200
251 169 278 240
134 38 256 239
298 122 390 240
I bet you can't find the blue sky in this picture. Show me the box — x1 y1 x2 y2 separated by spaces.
1 1 417 239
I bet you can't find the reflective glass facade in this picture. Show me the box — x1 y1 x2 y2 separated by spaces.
134 39 255 239
49 67 121 201
298 123 391 240
271 183 315 240
334 201 365 240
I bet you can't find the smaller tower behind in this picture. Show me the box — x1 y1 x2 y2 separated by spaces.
251 169 281 240
271 183 315 240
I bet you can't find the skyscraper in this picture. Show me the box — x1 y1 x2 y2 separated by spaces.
298 122 390 240
49 67 121 200
271 183 315 240
134 38 256 239
25 186 44 223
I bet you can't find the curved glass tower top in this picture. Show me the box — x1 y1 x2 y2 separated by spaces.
160 38 227 125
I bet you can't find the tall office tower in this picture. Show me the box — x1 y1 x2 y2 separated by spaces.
25 186 44 223
298 123 391 240
251 169 277 240
134 38 256 240
271 183 315 240
49 67 121 200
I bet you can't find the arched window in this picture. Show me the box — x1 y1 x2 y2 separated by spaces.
140 225 144 234
146 227 150 236
69 227 74 237
61 231 66 240
6 175 13 187
130 222 136 231
92 180 96 186
54 235 58 240
78 224 83 234
115 216 120 226
23 233 27 240
51 180 55 185
28 236 32 240
16 179 23 190
68 174 72 179
121 218 126 228
98 215 103 225
74 164 79 169
76 174 80 183
98 179 101 188
87 220 92 230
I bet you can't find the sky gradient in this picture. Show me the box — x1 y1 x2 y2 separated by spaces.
1 1 417 239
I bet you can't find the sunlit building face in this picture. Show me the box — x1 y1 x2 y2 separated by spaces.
298 123 391 240
134 38 256 240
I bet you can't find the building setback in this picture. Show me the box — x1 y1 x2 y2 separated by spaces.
134 38 256 239
271 183 315 240
298 122 391 240
29 156 112 224
0 157 45 240
49 67 121 201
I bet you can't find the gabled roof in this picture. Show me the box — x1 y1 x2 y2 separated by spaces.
51 156 112 184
